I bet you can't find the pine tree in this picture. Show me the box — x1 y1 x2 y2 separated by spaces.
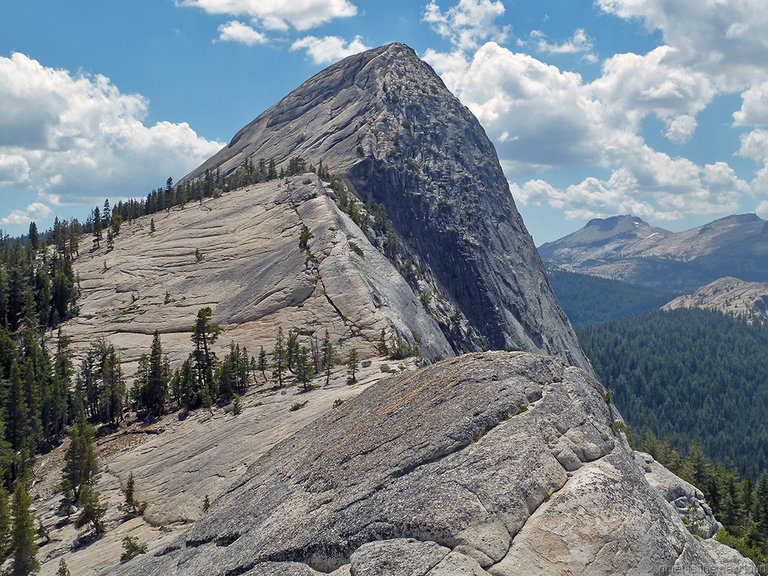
258 346 268 383
57 559 71 576
61 412 98 504
27 222 39 253
150 218 155 234
11 481 37 576
321 330 334 385
377 328 388 355
122 471 143 517
286 329 299 374
191 308 219 401
297 346 313 391
755 473 768 538
272 327 286 387
0 482 10 558
98 343 125 424
7 359 32 455
75 484 106 536
145 331 169 415
347 348 359 383
93 207 102 249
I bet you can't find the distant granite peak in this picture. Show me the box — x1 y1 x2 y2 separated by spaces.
540 213 768 292
662 276 768 322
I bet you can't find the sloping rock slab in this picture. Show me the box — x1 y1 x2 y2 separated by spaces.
112 351 754 576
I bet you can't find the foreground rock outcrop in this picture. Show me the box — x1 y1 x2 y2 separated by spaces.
662 276 768 322
183 42 589 371
113 352 754 576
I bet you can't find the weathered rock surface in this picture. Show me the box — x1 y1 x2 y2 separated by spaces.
635 451 721 538
182 42 589 371
33 358 404 576
662 276 768 322
111 352 755 576
539 213 768 292
55 173 452 374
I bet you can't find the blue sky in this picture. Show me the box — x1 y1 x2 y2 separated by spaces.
2 0 768 244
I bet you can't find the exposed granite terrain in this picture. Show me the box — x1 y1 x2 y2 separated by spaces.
539 213 768 292
33 358 408 575
182 42 589 371
111 352 755 576
662 276 768 322
54 173 451 375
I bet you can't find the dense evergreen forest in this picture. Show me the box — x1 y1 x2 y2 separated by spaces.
547 268 675 328
634 429 768 571
580 307 768 477
581 307 768 570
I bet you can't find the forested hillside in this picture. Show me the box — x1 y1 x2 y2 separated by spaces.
579 308 768 477
547 268 675 327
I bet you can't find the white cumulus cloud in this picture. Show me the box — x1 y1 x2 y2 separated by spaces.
217 20 268 45
290 35 369 65
0 202 53 227
596 0 768 89
0 53 223 228
531 28 594 55
181 0 357 31
664 114 697 144
423 0 509 51
733 82 768 126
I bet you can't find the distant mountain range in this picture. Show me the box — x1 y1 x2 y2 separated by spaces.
539 213 768 292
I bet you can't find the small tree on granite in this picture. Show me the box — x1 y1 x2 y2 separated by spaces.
321 330 334 385
347 348 359 384
377 329 388 355
57 559 71 576
122 472 145 518
272 328 286 387
298 224 313 249
121 536 148 562
192 307 219 401
61 411 98 504
286 329 299 374
258 346 268 383
296 346 313 391
75 484 106 536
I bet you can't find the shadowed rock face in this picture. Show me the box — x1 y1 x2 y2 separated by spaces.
182 42 590 372
112 351 755 576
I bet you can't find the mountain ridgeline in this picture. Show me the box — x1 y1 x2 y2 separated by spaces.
181 43 589 372
539 213 768 292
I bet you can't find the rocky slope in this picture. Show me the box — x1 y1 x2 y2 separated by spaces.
662 276 768 322
182 42 589 371
539 213 768 291
33 358 409 576
55 173 452 375
111 352 755 576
